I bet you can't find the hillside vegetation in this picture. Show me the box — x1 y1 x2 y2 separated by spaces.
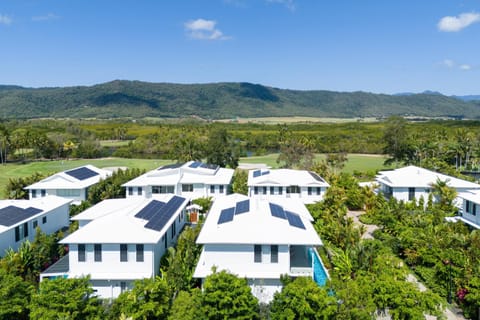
0 80 479 119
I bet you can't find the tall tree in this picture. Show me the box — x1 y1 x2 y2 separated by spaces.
206 128 240 168
0 269 33 320
383 116 411 166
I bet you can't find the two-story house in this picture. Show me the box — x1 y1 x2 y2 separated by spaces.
193 194 328 303
25 165 112 204
0 196 71 255
40 194 189 299
247 169 329 204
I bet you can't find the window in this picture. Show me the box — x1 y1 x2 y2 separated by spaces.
182 184 194 192
57 189 81 197
254 245 262 263
317 187 321 195
254 186 259 195
15 226 20 242
41 189 46 197
408 187 415 201
308 187 312 195
136 244 144 262
467 200 477 216
171 221 176 239
286 186 300 194
78 244 86 262
33 220 38 229
210 185 215 194
120 281 127 293
31 189 37 198
120 244 128 262
23 222 28 238
163 235 167 249
219 185 224 194
42 216 47 224
278 187 283 195
14 223 30 242
270 186 275 195
152 186 174 194
128 187 133 196
94 244 102 262
262 187 267 195
137 187 142 196
271 245 278 263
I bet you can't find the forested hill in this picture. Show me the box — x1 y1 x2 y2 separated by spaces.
0 80 479 119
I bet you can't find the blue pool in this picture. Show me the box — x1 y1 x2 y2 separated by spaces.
309 247 329 286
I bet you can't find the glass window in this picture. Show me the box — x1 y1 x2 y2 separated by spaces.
33 220 38 229
94 244 102 262
254 245 262 263
262 187 267 195
120 244 128 262
278 187 283 195
78 244 86 262
408 187 415 201
219 185 224 193
42 216 47 224
31 189 37 198
317 187 321 195
182 184 194 192
128 187 133 195
41 189 46 197
152 186 174 194
138 187 142 195
287 186 300 194
136 244 144 262
15 226 20 242
270 186 275 194
271 245 278 263
23 222 28 238
210 185 215 194
254 186 258 195
308 187 312 195
120 281 127 293
57 189 81 197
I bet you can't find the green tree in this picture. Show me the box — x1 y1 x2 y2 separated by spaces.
270 277 336 320
383 116 411 166
110 276 171 320
206 128 240 168
172 130 204 162
232 169 248 195
29 277 101 320
0 268 33 320
168 289 204 320
5 172 46 199
202 270 259 320
431 178 457 213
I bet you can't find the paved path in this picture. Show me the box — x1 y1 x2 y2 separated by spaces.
347 210 466 320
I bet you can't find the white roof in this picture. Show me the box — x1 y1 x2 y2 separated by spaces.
248 169 329 188
0 196 71 233
25 165 112 190
376 165 480 189
122 161 234 187
61 194 188 244
458 190 480 204
196 194 321 246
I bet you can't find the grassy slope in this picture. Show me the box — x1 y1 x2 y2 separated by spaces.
0 154 390 199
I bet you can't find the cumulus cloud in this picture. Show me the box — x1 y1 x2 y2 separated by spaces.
0 14 13 25
441 59 473 71
184 18 230 40
266 0 296 11
32 13 59 22
460 64 472 70
438 12 480 32
443 59 455 68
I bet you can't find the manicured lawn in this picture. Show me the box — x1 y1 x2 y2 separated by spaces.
0 154 391 199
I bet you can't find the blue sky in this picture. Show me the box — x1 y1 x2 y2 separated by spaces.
0 0 479 95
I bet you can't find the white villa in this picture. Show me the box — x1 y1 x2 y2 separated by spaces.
40 194 189 299
376 165 480 204
247 169 329 204
122 161 234 200
446 190 480 229
193 194 327 303
25 165 112 204
0 196 71 256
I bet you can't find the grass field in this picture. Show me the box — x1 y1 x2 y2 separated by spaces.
0 154 391 199
216 116 379 124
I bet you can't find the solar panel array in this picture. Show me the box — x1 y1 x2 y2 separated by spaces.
269 203 286 219
135 200 166 220
285 211 306 229
235 200 250 215
65 167 99 181
200 163 219 170
262 170 270 176
158 163 184 171
309 171 326 183
0 205 43 227
189 161 202 168
144 196 186 231
269 202 306 229
218 207 235 224
253 170 261 178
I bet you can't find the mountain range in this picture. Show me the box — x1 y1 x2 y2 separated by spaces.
0 80 479 119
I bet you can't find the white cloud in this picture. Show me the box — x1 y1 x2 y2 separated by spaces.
460 64 472 70
0 14 13 25
441 59 473 71
438 12 480 32
266 0 296 11
443 59 455 68
184 18 230 40
32 13 59 22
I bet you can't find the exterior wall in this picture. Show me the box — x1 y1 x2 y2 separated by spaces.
247 185 326 204
248 278 283 304
0 203 69 257
125 186 144 198
91 279 134 299
31 188 87 203
199 244 290 277
461 199 480 227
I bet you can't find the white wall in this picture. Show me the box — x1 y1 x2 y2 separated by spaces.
31 188 87 203
91 279 134 299
462 199 480 227
248 278 283 304
248 185 326 204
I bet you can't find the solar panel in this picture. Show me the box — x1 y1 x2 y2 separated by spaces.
253 170 261 178
261 170 270 176
189 161 202 168
235 200 250 215
218 207 235 224
135 200 165 220
158 163 184 171
285 211 306 229
309 171 326 183
144 196 186 231
269 203 286 219
0 205 42 227
64 167 99 181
